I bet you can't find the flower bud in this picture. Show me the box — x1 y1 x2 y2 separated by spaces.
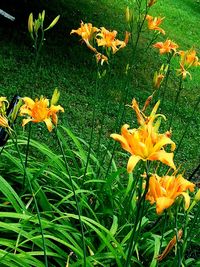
28 13 33 33
44 15 60 31
194 189 200 202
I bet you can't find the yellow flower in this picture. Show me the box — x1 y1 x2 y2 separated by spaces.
146 15 165 35
71 21 99 44
96 27 127 53
146 174 195 214
20 92 64 132
110 99 176 173
153 39 179 54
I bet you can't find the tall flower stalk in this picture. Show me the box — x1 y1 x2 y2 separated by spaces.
55 128 87 266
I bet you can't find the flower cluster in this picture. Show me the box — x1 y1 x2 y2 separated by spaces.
177 49 200 79
146 173 195 214
111 99 176 173
20 89 64 132
146 15 165 35
0 89 64 142
111 97 195 214
153 39 179 54
71 21 128 64
28 10 60 40
145 11 199 81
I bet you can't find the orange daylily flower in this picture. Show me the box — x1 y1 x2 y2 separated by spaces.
20 90 64 132
96 27 127 53
70 21 99 44
146 174 195 214
146 15 165 35
179 49 200 67
111 99 176 173
177 49 200 79
153 39 179 54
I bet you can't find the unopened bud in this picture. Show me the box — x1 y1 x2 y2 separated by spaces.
194 189 200 202
44 15 60 31
28 13 33 34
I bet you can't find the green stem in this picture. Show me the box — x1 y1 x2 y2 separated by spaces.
175 96 200 155
125 161 150 267
55 128 87 266
169 78 183 129
131 0 149 63
22 123 32 188
156 211 167 267
160 54 173 109
174 205 181 267
83 68 100 181
10 131 48 267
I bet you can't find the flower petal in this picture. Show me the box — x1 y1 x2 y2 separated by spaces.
179 192 190 210
127 155 141 173
44 118 53 132
110 130 132 154
22 118 33 127
156 197 174 214
149 150 176 170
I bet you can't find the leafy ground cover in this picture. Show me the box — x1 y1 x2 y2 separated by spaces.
0 0 200 266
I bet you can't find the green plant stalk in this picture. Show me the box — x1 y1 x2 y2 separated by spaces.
131 0 149 63
169 78 183 129
175 96 200 155
23 27 45 188
55 128 87 266
186 202 200 239
103 86 130 180
125 161 150 267
179 211 189 264
160 54 173 109
10 131 48 267
83 67 100 181
126 173 141 222
156 211 167 267
174 205 182 267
